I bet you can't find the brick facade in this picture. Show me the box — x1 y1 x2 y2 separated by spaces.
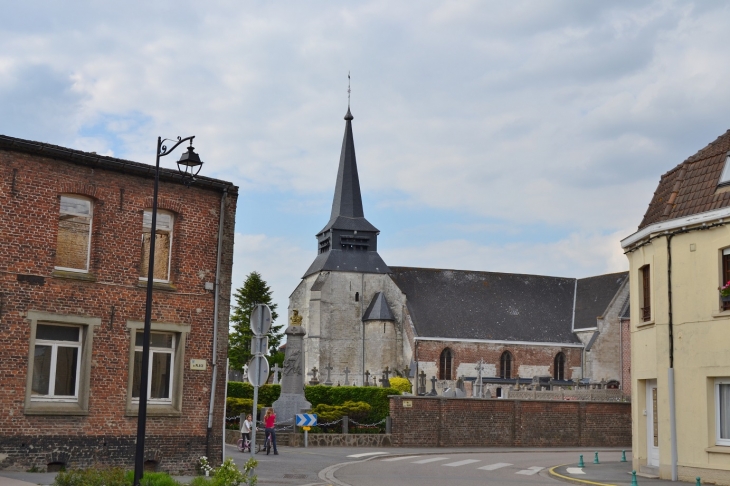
0 139 237 474
389 396 631 448
620 317 631 396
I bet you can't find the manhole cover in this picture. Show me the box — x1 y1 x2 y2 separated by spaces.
283 473 307 479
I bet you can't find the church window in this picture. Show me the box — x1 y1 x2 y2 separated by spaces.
499 351 512 379
355 292 359 302
553 352 566 380
439 348 453 380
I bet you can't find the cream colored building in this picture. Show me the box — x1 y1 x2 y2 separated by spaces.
622 130 730 483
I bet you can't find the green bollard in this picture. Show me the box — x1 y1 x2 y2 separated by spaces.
621 450 627 462
594 451 600 464
631 470 638 486
578 454 584 468
696 477 701 485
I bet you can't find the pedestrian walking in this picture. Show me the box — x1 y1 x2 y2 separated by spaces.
264 408 278 455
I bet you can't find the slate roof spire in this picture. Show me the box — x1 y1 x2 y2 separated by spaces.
302 103 389 278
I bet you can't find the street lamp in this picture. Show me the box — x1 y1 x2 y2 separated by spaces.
134 136 203 486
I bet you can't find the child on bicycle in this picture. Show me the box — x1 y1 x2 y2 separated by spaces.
240 414 253 452
264 408 278 455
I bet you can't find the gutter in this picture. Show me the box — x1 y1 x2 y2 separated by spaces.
415 336 583 348
621 206 730 249
206 188 227 457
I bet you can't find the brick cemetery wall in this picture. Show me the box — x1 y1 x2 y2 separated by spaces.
0 142 237 474
390 396 631 448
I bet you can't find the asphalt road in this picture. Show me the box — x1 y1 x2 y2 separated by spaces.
227 444 629 486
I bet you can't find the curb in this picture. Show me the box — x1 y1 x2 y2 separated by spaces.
548 464 619 486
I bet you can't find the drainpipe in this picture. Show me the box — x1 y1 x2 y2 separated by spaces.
666 235 678 481
207 188 227 458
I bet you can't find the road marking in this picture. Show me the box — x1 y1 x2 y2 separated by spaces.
567 467 586 475
346 452 389 458
478 462 513 471
443 459 481 467
412 457 449 464
382 456 422 461
516 466 545 475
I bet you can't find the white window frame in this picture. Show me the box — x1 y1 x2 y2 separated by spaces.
55 195 93 273
132 331 175 405
716 378 730 446
720 154 730 186
31 324 82 402
139 209 174 283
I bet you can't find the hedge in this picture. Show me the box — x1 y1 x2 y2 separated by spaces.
227 382 280 406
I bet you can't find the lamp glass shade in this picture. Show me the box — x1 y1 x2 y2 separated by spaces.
177 146 203 168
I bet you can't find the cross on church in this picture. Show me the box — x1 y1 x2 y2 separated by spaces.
344 367 350 385
308 367 319 385
272 363 281 385
324 362 334 386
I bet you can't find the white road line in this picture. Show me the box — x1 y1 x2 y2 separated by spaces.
478 462 513 471
516 466 545 475
566 467 586 475
346 452 390 458
412 457 450 464
381 456 422 461
443 459 481 467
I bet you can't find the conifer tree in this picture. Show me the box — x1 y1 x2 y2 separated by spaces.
228 271 282 371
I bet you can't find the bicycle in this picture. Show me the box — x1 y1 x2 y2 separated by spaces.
236 436 251 453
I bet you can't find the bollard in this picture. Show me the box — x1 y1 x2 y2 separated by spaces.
696 477 701 486
594 452 600 464
631 470 638 486
621 450 627 462
578 455 585 468
386 416 392 434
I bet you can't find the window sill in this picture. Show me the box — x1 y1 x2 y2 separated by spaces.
636 320 655 329
136 281 177 292
712 310 730 319
706 446 730 454
126 404 182 417
25 401 88 416
52 270 97 282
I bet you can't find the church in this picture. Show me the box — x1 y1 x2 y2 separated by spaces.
289 106 630 396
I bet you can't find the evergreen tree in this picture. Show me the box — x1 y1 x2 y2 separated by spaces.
228 271 283 371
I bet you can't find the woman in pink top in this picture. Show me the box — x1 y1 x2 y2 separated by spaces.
264 408 278 455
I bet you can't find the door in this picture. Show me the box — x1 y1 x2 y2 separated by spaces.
646 380 659 467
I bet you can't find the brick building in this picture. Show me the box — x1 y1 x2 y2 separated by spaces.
289 107 630 395
0 135 237 474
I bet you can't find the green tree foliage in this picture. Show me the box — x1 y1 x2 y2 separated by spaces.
228 271 282 371
388 377 412 393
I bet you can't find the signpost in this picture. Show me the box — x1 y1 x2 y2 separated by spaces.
247 304 272 458
296 414 318 447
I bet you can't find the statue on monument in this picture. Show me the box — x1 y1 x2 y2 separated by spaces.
272 312 311 425
290 309 303 326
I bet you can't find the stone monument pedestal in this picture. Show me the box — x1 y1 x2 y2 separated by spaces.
273 322 311 425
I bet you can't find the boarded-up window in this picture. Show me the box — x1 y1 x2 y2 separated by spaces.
140 211 173 282
56 196 92 271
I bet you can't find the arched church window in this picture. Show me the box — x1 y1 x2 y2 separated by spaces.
355 292 359 302
439 348 453 380
500 351 513 379
554 352 566 381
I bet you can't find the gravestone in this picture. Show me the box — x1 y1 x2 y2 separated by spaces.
272 363 281 385
323 362 334 386
272 315 311 426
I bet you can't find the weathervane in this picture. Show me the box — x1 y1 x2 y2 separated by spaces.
348 71 351 108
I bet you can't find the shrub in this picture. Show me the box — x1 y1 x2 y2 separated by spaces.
55 468 129 486
189 458 257 486
388 377 412 393
311 401 371 423
305 385 400 425
226 398 264 418
226 383 280 405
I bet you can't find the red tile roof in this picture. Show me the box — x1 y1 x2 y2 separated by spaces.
639 129 730 230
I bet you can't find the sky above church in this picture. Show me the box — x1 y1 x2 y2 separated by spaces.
3 1 730 324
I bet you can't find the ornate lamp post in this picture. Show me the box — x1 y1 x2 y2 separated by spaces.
134 136 203 486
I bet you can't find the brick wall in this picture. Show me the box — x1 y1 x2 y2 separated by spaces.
389 396 631 448
0 144 237 474
620 318 631 396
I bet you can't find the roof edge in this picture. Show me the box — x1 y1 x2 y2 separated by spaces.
0 134 238 194
414 336 584 348
622 205 730 249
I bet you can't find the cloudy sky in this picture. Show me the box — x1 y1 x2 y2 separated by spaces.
3 1 730 323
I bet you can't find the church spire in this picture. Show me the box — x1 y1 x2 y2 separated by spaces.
329 106 363 220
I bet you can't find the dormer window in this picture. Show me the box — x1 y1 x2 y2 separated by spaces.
720 153 730 186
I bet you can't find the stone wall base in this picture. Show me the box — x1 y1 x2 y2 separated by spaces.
225 430 391 447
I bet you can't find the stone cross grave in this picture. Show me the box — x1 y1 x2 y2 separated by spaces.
364 370 371 386
308 367 319 385
428 375 438 396
272 363 281 385
380 367 391 388
344 367 350 385
324 362 334 386
474 359 485 398
418 370 426 395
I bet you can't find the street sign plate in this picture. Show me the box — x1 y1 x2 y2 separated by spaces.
250 335 268 356
249 304 272 336
296 413 318 427
247 355 270 387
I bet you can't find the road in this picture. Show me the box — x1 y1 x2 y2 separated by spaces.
227 444 628 486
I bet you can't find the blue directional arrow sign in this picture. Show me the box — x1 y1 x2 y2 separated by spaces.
296 413 318 427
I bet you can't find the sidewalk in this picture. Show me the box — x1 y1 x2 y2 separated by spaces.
550 458 679 486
